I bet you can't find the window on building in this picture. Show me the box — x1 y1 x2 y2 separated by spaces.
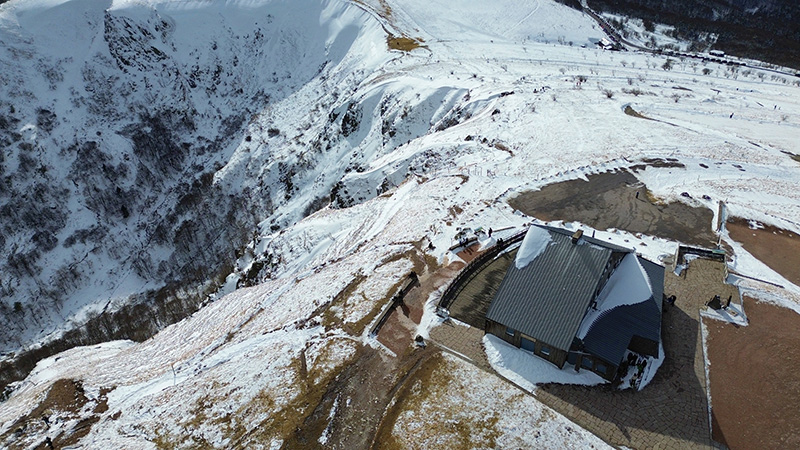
505 326 514 336
596 362 607 374
581 357 593 369
541 346 551 356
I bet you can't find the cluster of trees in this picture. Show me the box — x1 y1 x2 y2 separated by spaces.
0 271 230 397
584 0 800 69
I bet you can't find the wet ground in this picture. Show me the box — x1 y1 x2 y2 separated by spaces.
726 217 800 287
705 296 800 450
508 170 718 247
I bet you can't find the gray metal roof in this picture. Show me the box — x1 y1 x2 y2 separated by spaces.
539 225 633 253
486 225 625 351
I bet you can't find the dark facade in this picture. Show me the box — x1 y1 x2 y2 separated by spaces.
486 319 569 368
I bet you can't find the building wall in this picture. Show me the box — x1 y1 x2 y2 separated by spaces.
485 319 567 368
628 335 659 358
486 320 623 380
486 318 519 347
569 352 618 381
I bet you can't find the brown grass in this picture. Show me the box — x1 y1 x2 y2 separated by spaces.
348 272 410 336
153 338 360 449
375 353 501 449
782 150 800 163
0 379 112 450
387 35 424 52
644 188 666 205
322 247 431 336
320 274 367 332
624 105 652 120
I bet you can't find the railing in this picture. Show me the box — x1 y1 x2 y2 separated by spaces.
437 229 527 312
369 272 420 337
677 245 726 263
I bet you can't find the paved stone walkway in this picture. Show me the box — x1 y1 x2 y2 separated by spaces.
429 319 491 371
430 256 738 450
537 258 737 450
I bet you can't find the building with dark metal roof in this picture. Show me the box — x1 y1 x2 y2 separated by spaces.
485 225 664 381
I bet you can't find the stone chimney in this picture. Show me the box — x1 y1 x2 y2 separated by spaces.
571 229 583 244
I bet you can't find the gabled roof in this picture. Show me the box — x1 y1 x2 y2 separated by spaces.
486 225 631 351
542 225 632 253
639 256 665 310
578 254 664 364
581 298 662 363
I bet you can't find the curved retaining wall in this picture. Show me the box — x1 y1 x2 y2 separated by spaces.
437 230 527 312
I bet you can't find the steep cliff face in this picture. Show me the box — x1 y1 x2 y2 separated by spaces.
0 0 387 359
2 0 529 384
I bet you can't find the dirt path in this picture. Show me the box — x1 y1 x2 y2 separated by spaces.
705 296 800 449
376 256 464 355
726 217 800 286
508 170 717 247
285 255 476 449
285 344 434 450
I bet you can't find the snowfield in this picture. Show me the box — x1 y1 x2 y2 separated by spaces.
2 0 800 448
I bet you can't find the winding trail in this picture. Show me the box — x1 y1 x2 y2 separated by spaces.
505 0 541 35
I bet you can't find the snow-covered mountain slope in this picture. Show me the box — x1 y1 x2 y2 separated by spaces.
0 0 391 358
2 0 800 447
0 0 609 366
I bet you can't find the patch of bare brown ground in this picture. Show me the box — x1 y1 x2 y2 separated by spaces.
0 379 109 450
508 170 718 247
726 217 800 286
291 252 474 449
455 243 481 263
705 296 800 449
376 256 464 355
376 243 482 355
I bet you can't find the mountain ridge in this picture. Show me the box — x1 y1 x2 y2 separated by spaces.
1 0 799 448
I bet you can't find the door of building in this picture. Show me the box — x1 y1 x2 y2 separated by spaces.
521 337 536 353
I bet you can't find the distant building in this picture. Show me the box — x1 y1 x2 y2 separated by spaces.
485 225 664 381
598 38 615 50
709 50 725 57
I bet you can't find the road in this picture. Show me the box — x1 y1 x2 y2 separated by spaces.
577 1 800 78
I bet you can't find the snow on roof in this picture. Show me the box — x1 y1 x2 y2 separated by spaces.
576 252 653 340
514 225 552 269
